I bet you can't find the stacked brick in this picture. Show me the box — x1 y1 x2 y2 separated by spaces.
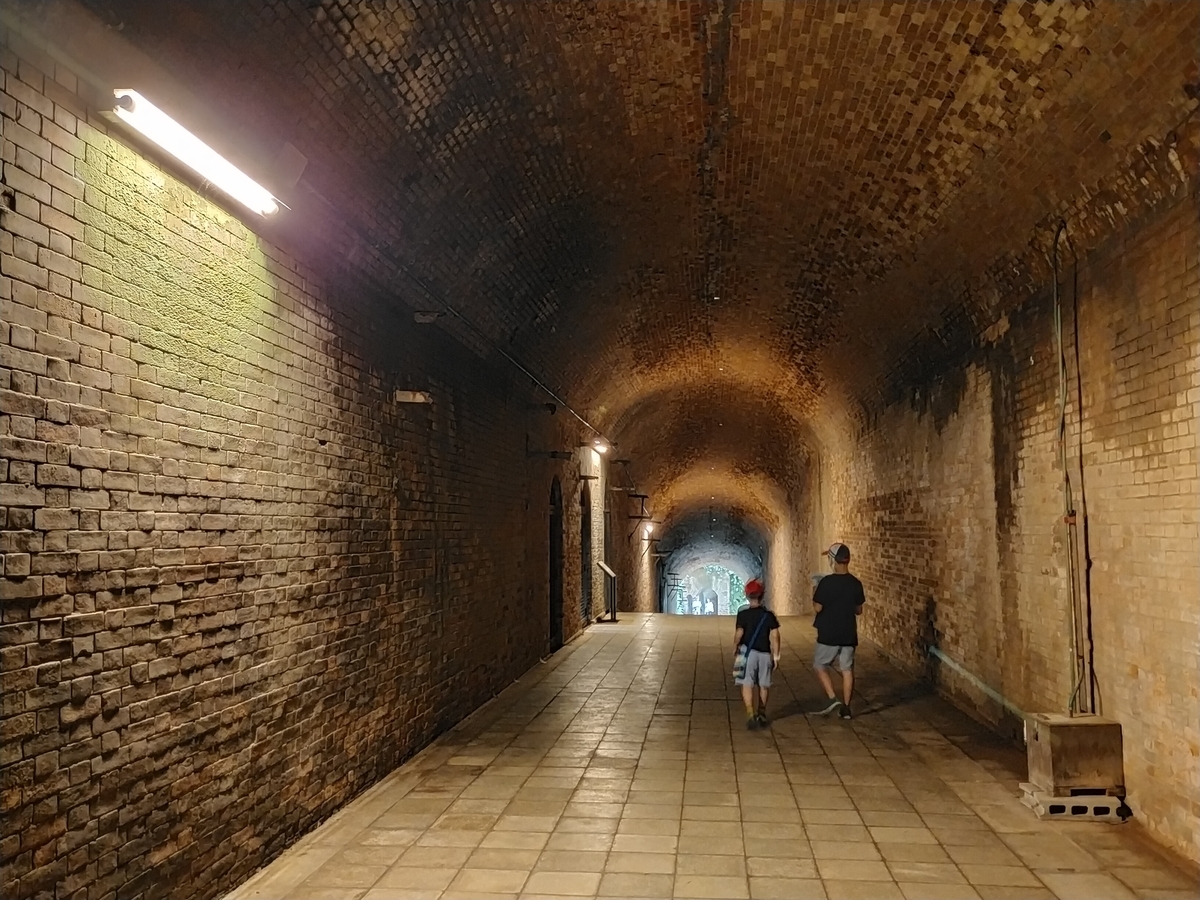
0 35 580 900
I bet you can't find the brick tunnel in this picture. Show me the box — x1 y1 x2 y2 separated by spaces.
1 2 1198 899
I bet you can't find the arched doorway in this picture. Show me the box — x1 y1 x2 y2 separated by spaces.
580 483 592 627
549 477 564 652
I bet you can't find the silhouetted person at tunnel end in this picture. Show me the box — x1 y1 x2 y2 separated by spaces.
732 578 780 729
812 543 864 719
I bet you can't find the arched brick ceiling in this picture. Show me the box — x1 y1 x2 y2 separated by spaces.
608 386 813 527
81 0 1199 517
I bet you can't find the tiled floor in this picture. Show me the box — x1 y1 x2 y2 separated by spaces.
225 615 1198 900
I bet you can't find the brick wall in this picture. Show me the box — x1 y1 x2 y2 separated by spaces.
0 37 575 900
820 196 1199 861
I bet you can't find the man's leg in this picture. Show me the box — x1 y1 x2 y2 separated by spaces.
814 665 841 714
815 665 836 699
837 647 856 719
813 644 841 713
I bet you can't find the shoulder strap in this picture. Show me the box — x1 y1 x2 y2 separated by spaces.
746 609 769 648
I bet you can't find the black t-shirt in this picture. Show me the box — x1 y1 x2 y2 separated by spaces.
735 605 779 653
812 573 864 646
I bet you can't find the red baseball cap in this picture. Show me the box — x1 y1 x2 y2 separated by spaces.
744 579 764 598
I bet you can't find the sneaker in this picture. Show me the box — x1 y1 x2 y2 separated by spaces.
817 698 841 716
755 711 770 728
838 703 853 720
746 715 759 730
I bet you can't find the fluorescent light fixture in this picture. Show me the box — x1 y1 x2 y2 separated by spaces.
113 89 279 216
643 522 654 537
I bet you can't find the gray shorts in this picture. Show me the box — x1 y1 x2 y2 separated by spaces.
814 643 855 670
736 650 773 687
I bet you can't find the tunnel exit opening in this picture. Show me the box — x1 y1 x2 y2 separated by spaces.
663 563 749 616
655 508 769 615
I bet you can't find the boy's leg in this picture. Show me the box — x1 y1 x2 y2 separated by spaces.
741 683 756 719
840 668 854 705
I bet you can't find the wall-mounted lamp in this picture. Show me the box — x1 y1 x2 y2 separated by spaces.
394 390 432 404
593 439 610 454
643 522 655 538
113 89 280 216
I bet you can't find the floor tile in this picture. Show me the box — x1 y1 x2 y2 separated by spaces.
598 872 675 897
898 882 982 900
673 874 751 898
888 860 969 883
811 840 883 861
522 870 601 895
958 864 1043 887
749 876 827 899
448 868 530 894
536 849 607 872
479 831 549 851
824 880 905 900
677 853 746 876
879 843 952 864
612 833 678 853
395 844 473 868
818 859 894 881
870 826 938 844
606 851 676 874
304 861 388 888
466 848 541 870
747 856 819 878
1036 871 1138 899
376 865 458 891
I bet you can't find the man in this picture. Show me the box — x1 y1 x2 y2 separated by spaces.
812 543 864 719
733 578 781 729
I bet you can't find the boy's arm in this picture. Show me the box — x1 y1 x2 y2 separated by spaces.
770 628 781 665
733 627 745 653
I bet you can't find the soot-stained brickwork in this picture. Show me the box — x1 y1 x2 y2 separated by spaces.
0 37 593 900
821 197 1199 860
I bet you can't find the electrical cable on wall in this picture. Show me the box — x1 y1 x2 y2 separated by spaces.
1052 220 1098 717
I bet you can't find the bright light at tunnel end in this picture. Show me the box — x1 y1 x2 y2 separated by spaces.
643 522 654 537
113 90 280 216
